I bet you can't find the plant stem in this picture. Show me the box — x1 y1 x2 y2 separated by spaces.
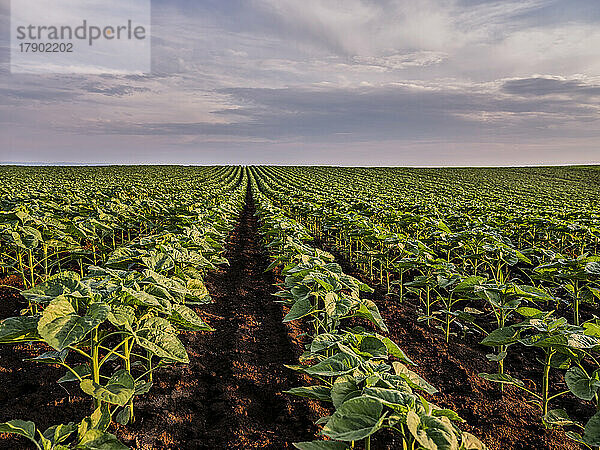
43 244 48 278
542 349 554 419
18 252 26 289
426 285 431 327
91 327 101 410
399 270 403 301
573 282 579 326
147 351 153 383
28 249 35 288
124 337 134 423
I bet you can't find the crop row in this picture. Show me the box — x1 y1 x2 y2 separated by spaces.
248 168 487 450
251 166 600 447
0 166 247 449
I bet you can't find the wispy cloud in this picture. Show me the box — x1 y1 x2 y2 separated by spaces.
503 76 600 97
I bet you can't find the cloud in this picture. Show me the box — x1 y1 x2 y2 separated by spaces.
503 76 600 97
352 52 448 70
81 83 151 96
0 86 81 102
60 80 599 147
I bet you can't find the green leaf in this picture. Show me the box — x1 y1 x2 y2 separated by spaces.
290 284 310 301
437 221 452 234
78 404 112 437
38 298 109 351
331 376 361 409
548 352 572 369
354 300 388 333
186 278 212 303
322 396 386 441
544 409 575 427
565 431 586 446
485 351 507 363
513 285 554 302
80 370 135 407
105 247 143 269
0 420 37 444
293 442 349 450
283 296 315 323
0 316 40 343
461 432 487 450
324 292 338 318
120 287 168 312
27 349 69 364
169 304 213 331
310 333 344 353
42 422 77 446
89 404 112 432
432 408 463 422
22 271 89 303
312 275 334 292
583 410 600 446
134 380 152 396
584 322 600 338
566 333 600 350
58 364 90 384
285 386 331 402
393 362 438 395
76 429 129 449
38 297 76 329
303 353 361 377
480 327 518 347
142 270 191 303
115 406 131 426
378 335 415 365
406 412 460 450
565 367 600 401
514 307 544 318
7 230 24 249
141 251 174 273
107 306 135 329
454 276 485 293
358 336 388 359
363 386 415 410
585 262 600 276
479 373 525 387
135 317 188 363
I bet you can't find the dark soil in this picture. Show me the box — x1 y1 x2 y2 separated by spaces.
116 192 319 449
318 242 588 450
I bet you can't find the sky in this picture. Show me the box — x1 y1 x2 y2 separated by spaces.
1 0 599 166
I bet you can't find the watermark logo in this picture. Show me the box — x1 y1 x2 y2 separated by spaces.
10 0 151 74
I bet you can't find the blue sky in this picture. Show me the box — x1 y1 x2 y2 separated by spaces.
1 0 599 165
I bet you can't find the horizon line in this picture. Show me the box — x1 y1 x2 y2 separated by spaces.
1 161 600 169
